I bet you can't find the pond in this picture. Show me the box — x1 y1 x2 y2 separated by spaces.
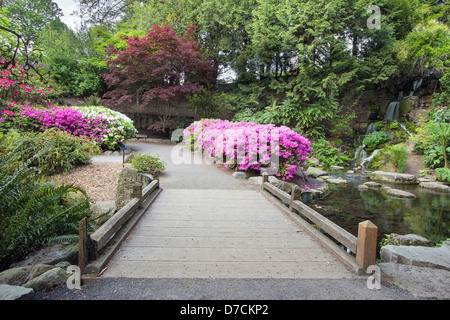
306 171 450 253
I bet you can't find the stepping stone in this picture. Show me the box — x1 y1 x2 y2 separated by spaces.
419 182 450 193
369 171 418 185
385 188 416 199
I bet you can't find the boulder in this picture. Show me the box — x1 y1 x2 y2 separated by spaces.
0 284 34 300
329 165 345 170
358 185 369 191
232 171 247 179
380 241 450 271
363 181 382 188
383 234 431 247
23 267 70 292
115 167 140 211
320 176 347 184
385 188 416 198
369 171 418 185
420 182 450 193
305 167 328 178
90 201 116 226
248 176 262 185
10 243 78 268
0 266 33 286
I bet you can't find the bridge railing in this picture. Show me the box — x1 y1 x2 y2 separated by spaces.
260 173 377 275
78 177 161 283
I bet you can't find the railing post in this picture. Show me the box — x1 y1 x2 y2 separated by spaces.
78 218 88 274
261 172 269 189
289 186 300 211
356 220 378 269
132 182 143 207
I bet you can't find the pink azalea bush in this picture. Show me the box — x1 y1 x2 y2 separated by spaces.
184 119 312 180
0 105 136 150
0 61 57 108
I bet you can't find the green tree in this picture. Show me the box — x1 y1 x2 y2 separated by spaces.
36 20 108 96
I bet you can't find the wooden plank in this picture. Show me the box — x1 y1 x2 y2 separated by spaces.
142 180 159 199
262 182 290 203
291 200 357 253
90 198 141 252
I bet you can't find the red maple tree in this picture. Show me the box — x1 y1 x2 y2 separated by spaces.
102 24 217 108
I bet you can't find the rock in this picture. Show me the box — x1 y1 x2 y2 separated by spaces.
277 181 293 194
232 172 247 179
378 263 450 300
322 177 347 184
309 157 320 166
329 165 345 170
363 181 382 188
91 201 116 226
420 182 450 193
0 284 34 300
399 96 419 115
248 176 262 185
369 171 418 185
380 243 450 271
115 167 140 211
23 267 70 292
358 185 369 191
305 167 328 178
0 266 33 286
383 234 431 247
10 244 78 268
308 188 324 198
385 188 416 198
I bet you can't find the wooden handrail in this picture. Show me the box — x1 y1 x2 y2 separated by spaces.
261 175 377 272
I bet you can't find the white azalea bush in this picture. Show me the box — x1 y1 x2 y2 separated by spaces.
73 106 137 150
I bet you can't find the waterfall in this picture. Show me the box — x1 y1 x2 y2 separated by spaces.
361 149 383 168
400 123 413 137
383 101 400 121
366 123 377 135
355 145 368 165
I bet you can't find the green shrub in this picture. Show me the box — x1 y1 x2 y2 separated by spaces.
363 131 390 150
435 167 450 182
310 139 351 167
0 129 101 175
0 142 90 269
131 153 166 176
389 145 408 173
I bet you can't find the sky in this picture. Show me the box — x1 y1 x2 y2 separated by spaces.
53 0 79 30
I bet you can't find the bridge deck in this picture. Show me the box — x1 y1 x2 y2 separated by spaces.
102 189 354 279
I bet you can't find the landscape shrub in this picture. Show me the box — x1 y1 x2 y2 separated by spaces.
363 131 390 150
131 153 166 176
0 142 90 269
72 106 137 150
184 119 312 180
0 129 101 175
435 167 450 182
388 145 408 173
309 139 352 167
0 105 137 150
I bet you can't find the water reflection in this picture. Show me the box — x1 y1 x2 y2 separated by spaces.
309 172 450 247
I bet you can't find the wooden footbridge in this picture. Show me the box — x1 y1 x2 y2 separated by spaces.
79 144 378 283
